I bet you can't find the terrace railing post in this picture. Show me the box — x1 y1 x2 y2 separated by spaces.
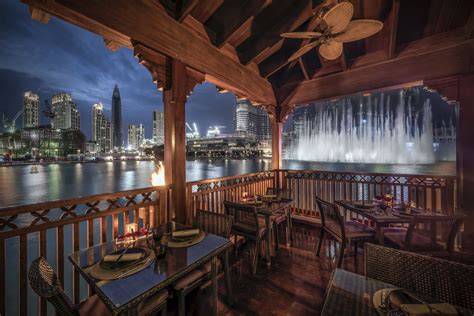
459 73 474 251
163 58 188 224
271 117 283 170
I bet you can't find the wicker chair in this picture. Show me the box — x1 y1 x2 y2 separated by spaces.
365 243 474 310
315 197 375 268
28 257 168 316
266 187 293 250
383 214 465 258
173 210 234 316
224 200 267 274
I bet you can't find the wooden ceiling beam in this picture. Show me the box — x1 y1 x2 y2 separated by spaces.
189 0 224 23
176 0 199 22
24 0 275 105
21 0 131 48
205 0 271 48
466 6 474 39
387 0 400 59
281 37 474 106
299 58 310 80
237 0 319 65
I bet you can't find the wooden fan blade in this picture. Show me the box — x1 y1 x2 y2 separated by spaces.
288 41 320 62
281 32 322 39
323 2 354 34
333 19 383 43
319 41 343 60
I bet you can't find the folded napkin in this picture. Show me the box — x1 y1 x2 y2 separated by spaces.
172 228 200 239
399 303 458 316
102 253 142 262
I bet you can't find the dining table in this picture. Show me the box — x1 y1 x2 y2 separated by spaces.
253 197 293 267
321 269 473 316
68 221 233 316
335 200 412 245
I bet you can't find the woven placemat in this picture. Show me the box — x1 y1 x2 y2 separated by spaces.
87 248 154 281
168 231 206 248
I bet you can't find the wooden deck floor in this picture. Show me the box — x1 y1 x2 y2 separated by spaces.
172 222 365 315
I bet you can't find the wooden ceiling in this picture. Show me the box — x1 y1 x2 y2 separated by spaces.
22 0 474 121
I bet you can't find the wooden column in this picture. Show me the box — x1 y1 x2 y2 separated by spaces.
426 74 474 250
458 74 474 250
163 58 188 224
271 117 283 170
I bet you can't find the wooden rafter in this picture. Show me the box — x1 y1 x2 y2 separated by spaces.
387 0 400 59
205 0 271 48
189 0 224 23
281 34 474 106
466 6 474 39
24 0 275 105
237 0 318 65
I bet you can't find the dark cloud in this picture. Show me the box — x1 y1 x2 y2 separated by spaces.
0 0 237 140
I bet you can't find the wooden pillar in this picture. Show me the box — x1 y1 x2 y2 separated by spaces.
163 58 187 224
458 74 474 250
271 117 283 170
427 74 474 250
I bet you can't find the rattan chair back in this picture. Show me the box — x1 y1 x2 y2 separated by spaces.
315 196 344 240
28 257 78 315
196 209 233 239
365 243 474 310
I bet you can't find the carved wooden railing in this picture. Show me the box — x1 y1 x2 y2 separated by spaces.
186 170 277 221
278 169 458 221
0 186 170 316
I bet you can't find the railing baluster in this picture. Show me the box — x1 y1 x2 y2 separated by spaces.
20 234 27 316
39 230 47 315
0 238 4 316
73 223 80 305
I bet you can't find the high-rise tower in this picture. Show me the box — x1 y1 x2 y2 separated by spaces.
153 110 164 145
51 92 80 130
111 84 123 150
92 103 111 153
23 91 40 128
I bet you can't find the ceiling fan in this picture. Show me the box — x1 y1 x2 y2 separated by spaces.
281 2 383 61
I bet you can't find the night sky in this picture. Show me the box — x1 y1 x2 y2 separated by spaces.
0 0 237 140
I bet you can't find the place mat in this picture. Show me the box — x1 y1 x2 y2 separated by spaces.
168 231 206 248
87 248 154 281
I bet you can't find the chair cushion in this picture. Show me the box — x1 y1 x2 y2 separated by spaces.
78 290 168 316
384 227 443 251
343 220 375 239
173 269 206 290
271 213 287 224
137 289 169 315
77 294 112 316
232 217 266 237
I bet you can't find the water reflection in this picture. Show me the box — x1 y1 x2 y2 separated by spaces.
0 159 455 207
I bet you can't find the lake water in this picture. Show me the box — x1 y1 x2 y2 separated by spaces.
0 159 456 207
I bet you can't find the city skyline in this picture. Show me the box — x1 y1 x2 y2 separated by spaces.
0 0 236 140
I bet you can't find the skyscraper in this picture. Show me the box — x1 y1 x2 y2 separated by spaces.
233 97 271 141
51 92 80 130
153 110 164 145
23 91 39 128
92 103 111 153
128 124 145 150
111 84 123 151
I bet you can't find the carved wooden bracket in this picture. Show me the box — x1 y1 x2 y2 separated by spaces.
29 7 51 24
103 38 124 52
424 76 460 104
133 41 204 95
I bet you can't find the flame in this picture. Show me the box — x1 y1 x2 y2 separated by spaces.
151 161 165 186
